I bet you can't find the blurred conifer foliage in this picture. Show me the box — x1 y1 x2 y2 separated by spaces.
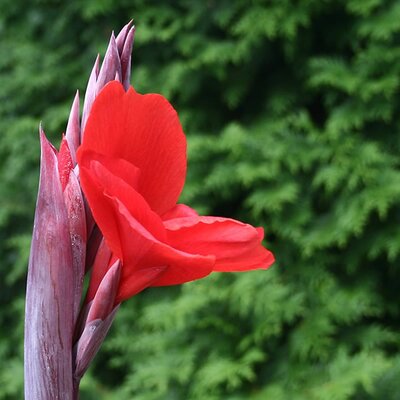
1 0 400 399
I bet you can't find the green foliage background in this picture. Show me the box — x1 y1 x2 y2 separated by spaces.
1 0 400 398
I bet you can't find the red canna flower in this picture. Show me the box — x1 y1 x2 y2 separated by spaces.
25 22 275 399
77 82 274 303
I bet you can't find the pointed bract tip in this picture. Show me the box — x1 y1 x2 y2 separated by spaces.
38 127 46 150
73 305 119 380
38 126 46 149
110 31 116 43
116 21 134 55
38 124 58 155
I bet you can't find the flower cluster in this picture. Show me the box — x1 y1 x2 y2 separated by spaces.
24 22 274 400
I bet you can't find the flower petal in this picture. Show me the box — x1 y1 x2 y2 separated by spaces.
79 149 140 190
112 197 214 301
79 157 213 301
162 204 198 221
78 81 187 215
164 216 275 272
116 266 167 303
81 158 166 242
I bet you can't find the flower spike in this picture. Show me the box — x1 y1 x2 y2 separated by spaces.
25 22 275 400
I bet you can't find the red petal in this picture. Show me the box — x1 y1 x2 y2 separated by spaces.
81 158 167 242
164 216 275 272
116 266 167 302
79 157 213 301
78 81 187 215
79 157 163 290
112 198 214 301
162 204 198 221
79 149 165 263
79 149 140 190
256 227 265 240
79 164 123 259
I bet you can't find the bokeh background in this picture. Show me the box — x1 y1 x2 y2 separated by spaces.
1 0 400 399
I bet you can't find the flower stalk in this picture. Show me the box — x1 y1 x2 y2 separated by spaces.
24 20 274 399
24 21 136 399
